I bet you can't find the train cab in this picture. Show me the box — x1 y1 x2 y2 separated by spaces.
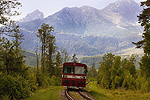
61 62 87 89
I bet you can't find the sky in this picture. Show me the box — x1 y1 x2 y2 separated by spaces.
16 0 144 20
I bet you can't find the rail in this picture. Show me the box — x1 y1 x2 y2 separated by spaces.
65 89 75 100
65 89 96 100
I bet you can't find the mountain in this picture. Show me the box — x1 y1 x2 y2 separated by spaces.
19 0 143 56
100 0 141 24
20 9 44 22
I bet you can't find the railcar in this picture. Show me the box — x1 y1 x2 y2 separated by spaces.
61 62 87 89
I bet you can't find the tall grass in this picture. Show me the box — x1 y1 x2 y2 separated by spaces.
24 86 65 100
86 82 150 100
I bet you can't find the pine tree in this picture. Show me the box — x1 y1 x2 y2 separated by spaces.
132 0 150 80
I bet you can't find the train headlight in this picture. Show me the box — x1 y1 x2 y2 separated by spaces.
80 76 86 79
63 75 67 78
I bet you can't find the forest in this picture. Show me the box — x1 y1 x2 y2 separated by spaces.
0 0 150 100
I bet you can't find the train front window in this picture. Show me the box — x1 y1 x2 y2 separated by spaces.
75 66 86 74
63 65 74 74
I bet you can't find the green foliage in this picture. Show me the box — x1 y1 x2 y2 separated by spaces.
24 86 65 100
0 0 21 26
0 73 31 99
81 55 103 69
54 51 62 78
24 51 36 66
49 75 61 86
122 55 137 78
122 71 136 90
136 75 150 92
60 47 70 63
139 54 150 78
97 53 137 90
111 56 122 89
98 53 115 89
37 23 56 75
133 0 150 53
87 63 98 80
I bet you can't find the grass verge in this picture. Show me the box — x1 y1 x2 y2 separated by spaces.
86 82 150 100
23 86 65 100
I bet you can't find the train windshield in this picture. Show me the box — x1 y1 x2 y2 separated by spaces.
63 65 74 74
75 66 86 74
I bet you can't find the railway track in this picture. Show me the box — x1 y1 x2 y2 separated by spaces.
65 89 95 100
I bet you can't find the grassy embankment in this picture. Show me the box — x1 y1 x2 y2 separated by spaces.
87 82 150 100
24 82 150 100
24 86 65 100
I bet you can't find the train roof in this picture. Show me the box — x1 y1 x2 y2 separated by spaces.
63 62 87 67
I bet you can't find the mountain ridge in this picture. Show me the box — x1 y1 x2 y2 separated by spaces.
20 9 44 22
19 0 143 56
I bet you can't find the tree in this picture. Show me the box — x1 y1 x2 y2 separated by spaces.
121 55 137 78
87 63 98 80
55 51 62 78
71 53 77 63
0 0 21 35
0 23 25 75
111 56 122 88
97 53 115 89
37 23 54 73
45 31 56 76
139 55 150 78
132 0 150 80
0 0 22 74
133 0 150 52
61 47 70 63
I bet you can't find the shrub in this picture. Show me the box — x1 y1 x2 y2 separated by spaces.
50 75 61 86
122 72 136 90
0 74 31 99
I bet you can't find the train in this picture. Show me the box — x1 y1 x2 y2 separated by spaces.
61 62 87 89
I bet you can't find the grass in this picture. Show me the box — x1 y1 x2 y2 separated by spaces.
23 83 150 100
23 86 65 100
86 82 150 100
86 82 112 100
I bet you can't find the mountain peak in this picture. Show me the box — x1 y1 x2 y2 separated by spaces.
20 9 44 22
101 0 141 24
117 0 136 3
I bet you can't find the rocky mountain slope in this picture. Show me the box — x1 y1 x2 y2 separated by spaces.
19 0 143 56
20 9 44 22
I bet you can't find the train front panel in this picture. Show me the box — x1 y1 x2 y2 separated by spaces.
61 62 87 88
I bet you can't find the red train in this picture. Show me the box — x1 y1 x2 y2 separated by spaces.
61 62 87 89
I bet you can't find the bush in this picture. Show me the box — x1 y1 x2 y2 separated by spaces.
50 75 61 86
0 74 31 99
136 76 150 92
122 72 136 90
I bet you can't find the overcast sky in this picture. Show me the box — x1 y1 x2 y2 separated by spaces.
17 0 144 20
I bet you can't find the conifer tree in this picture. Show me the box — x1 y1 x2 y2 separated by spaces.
132 0 150 80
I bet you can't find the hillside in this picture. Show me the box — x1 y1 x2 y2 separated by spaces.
19 0 143 56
